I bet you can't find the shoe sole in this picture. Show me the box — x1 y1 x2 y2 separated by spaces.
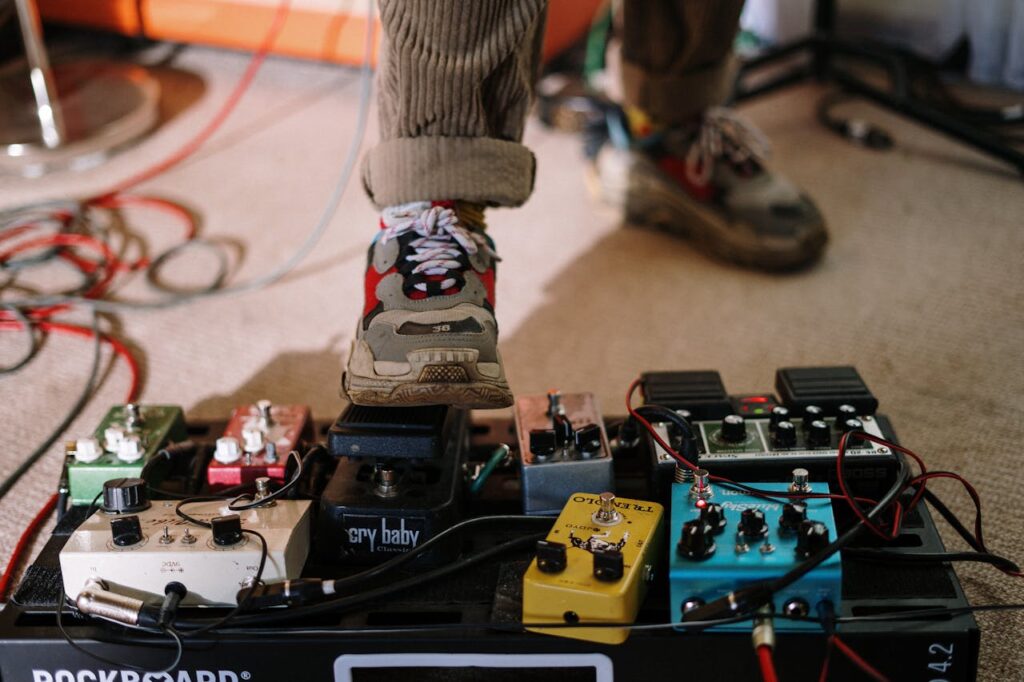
624 161 827 271
342 342 514 409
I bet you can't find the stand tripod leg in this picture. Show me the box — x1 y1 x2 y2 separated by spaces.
13 0 66 148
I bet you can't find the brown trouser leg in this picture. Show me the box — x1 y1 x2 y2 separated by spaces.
361 0 744 209
621 0 746 125
361 0 547 209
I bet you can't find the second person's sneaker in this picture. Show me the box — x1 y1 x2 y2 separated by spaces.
589 106 828 271
341 200 513 409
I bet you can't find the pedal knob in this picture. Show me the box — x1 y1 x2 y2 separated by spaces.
575 423 603 457
536 540 567 574
720 414 747 443
769 406 790 430
110 514 144 547
102 477 150 514
839 417 863 433
772 420 797 448
803 405 825 425
214 436 243 464
779 503 807 534
241 423 266 453
115 434 144 463
738 508 769 540
593 549 624 582
807 420 832 448
74 437 103 463
699 502 727 534
795 520 830 559
211 514 244 546
529 429 557 459
837 404 858 421
677 519 716 560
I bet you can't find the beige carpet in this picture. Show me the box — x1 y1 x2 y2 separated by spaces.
1 45 1022 679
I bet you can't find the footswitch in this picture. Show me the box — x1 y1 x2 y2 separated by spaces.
206 400 313 489
67 404 186 505
59 497 312 606
522 492 663 644
515 392 614 515
668 478 840 630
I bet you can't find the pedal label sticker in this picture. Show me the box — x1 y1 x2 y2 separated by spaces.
343 515 425 555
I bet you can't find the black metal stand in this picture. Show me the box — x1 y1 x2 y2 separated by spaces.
733 0 1024 176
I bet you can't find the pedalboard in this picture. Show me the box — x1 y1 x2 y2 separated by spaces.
0 366 988 682
59 481 311 606
522 491 664 644
514 391 614 515
67 404 187 505
206 400 313 489
668 475 841 630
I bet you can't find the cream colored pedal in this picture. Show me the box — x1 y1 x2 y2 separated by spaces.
522 491 663 644
60 499 312 606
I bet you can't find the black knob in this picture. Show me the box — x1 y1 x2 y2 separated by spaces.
837 404 858 422
738 508 768 539
102 477 150 514
529 429 557 458
110 515 144 547
593 549 624 582
803 405 824 425
779 503 807 534
677 519 716 560
795 520 830 559
807 420 832 448
772 421 797 448
769 406 790 430
839 417 863 433
211 514 244 546
575 423 603 456
720 414 747 443
536 540 567 573
699 503 727 534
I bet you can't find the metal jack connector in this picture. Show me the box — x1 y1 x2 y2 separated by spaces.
75 578 157 628
751 604 776 651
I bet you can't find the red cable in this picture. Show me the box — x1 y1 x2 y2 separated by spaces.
0 493 58 601
757 645 779 682
831 635 891 682
0 321 140 402
818 637 834 682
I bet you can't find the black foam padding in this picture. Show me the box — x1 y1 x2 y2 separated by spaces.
640 371 732 419
328 404 452 459
842 561 956 600
11 565 64 607
775 366 879 416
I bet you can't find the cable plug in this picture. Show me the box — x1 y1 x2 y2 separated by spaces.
158 581 187 627
238 579 327 609
751 604 776 651
681 583 775 627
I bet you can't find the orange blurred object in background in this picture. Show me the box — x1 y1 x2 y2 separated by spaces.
37 0 604 65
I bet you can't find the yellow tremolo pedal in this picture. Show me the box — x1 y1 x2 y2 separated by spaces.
522 491 664 644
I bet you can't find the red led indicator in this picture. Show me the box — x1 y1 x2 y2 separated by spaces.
743 396 770 403
695 499 707 509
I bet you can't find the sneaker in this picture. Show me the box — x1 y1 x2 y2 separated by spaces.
589 106 827 271
341 200 514 409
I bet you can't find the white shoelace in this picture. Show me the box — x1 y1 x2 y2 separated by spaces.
380 201 496 293
686 107 772 186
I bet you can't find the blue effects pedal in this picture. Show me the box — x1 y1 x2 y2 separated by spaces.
668 478 840 631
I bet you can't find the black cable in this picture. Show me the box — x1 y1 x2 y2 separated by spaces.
843 547 1020 573
226 446 312 511
836 603 1024 624
921 487 985 553
0 310 102 503
0 304 39 374
173 532 547 630
56 589 184 674
629 404 699 464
